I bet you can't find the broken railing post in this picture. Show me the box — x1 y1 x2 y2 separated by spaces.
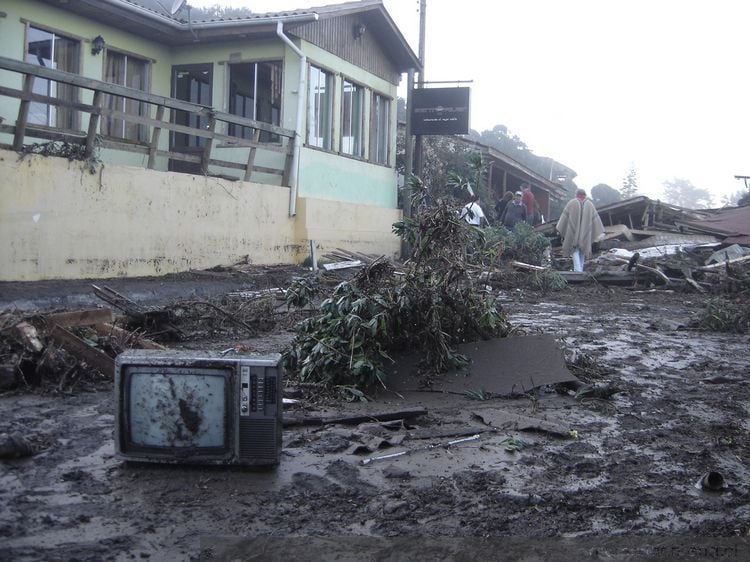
12 73 35 151
243 129 261 182
200 111 217 176
84 90 103 159
147 104 165 169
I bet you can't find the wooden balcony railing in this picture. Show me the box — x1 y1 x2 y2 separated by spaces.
0 55 295 184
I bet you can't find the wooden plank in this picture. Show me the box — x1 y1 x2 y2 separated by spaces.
322 260 364 271
243 129 261 182
93 323 166 350
281 137 294 187
46 308 114 328
84 90 103 159
0 85 95 113
50 325 115 377
12 74 34 151
201 112 217 175
147 104 165 169
0 124 86 145
0 55 211 115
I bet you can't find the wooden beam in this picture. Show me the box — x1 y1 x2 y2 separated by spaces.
243 129 261 182
12 74 34 151
84 90 103 159
93 323 166 350
201 111 217 175
45 308 114 328
147 104 165 169
50 325 115 377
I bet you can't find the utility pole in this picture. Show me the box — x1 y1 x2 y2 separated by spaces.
413 0 426 181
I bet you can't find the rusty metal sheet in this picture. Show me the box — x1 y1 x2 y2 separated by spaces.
50 325 115 377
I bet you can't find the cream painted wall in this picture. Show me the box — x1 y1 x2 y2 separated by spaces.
294 197 402 260
0 148 403 281
0 148 299 281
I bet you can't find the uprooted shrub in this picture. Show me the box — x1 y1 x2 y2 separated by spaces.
283 179 512 389
697 297 750 333
472 221 551 267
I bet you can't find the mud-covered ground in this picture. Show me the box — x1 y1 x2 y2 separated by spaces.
1 279 750 561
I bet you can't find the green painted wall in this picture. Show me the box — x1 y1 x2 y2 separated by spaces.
0 1 401 208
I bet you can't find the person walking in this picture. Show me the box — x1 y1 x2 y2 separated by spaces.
500 191 527 229
495 191 513 225
460 195 488 227
521 184 536 224
556 188 605 272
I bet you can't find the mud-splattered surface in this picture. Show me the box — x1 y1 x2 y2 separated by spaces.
1 284 750 561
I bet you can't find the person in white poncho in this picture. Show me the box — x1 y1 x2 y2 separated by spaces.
556 188 605 272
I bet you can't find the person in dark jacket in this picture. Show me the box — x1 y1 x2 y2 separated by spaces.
500 191 527 229
495 191 513 224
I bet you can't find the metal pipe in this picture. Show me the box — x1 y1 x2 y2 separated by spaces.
276 20 312 217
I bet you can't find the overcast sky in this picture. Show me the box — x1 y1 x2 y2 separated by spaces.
190 0 750 203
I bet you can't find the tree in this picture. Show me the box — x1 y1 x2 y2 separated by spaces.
662 178 713 209
591 183 621 207
620 164 638 199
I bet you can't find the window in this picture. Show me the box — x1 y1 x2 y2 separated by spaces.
372 93 391 165
25 26 80 129
307 65 333 150
102 51 149 142
172 65 212 149
228 61 282 142
341 80 364 157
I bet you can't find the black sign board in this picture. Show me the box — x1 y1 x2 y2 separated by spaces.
411 87 471 135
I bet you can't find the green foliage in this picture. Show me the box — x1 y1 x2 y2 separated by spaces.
531 270 568 293
285 277 317 309
473 222 550 266
464 388 491 401
284 180 512 390
501 436 527 453
698 298 749 333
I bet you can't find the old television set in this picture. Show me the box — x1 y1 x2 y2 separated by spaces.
115 350 282 466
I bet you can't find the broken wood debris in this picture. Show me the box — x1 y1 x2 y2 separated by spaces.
50 325 115 377
44 308 114 328
283 408 428 428
92 284 181 339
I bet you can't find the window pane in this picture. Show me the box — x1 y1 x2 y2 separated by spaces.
26 27 79 129
373 94 390 165
102 52 148 141
307 66 332 150
228 61 282 142
341 80 363 157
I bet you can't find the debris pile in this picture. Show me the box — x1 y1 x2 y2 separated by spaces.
536 196 750 292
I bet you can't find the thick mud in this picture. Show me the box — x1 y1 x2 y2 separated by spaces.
1 285 750 560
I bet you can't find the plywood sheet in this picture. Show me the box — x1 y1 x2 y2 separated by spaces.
386 334 578 396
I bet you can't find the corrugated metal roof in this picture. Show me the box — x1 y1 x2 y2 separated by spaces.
678 205 750 245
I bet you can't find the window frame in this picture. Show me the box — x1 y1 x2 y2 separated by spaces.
370 91 392 166
227 59 283 143
101 48 151 143
306 64 335 151
24 23 82 131
340 78 365 158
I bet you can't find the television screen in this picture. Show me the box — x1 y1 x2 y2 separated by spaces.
115 350 283 466
126 368 229 451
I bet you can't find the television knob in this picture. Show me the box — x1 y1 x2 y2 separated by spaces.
241 404 248 412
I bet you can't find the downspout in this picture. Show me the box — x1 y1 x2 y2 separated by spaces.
276 20 311 217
